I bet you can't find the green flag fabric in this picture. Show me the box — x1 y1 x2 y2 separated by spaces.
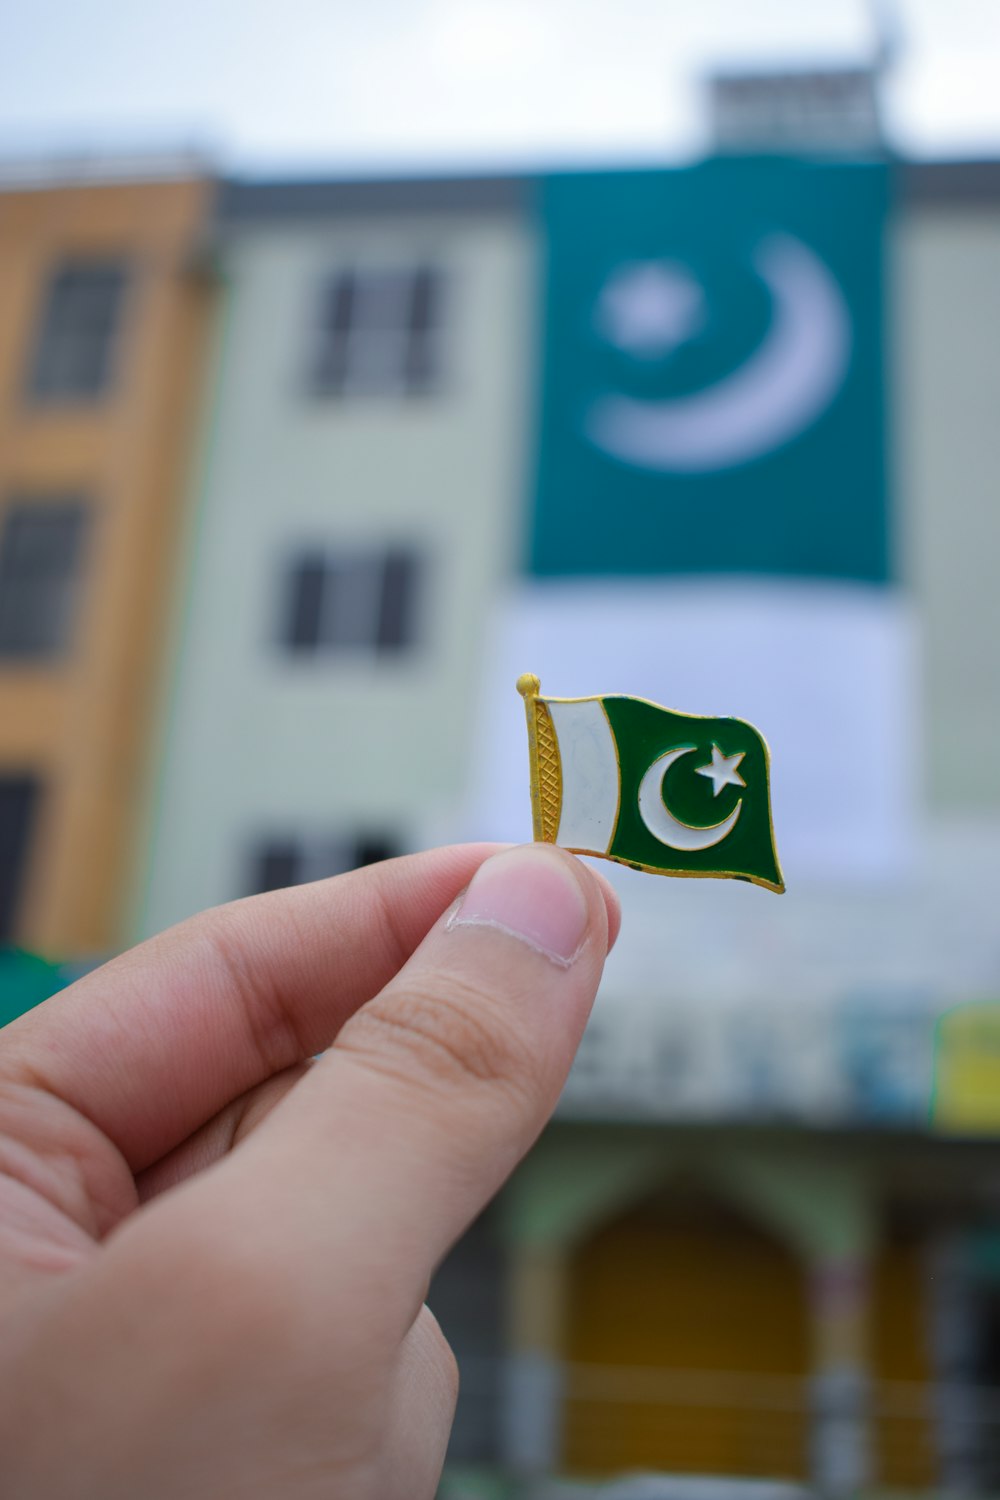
530 159 888 582
519 676 783 892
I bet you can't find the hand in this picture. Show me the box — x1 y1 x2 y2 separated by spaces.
0 843 619 1499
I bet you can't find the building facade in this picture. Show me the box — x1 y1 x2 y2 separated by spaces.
139 176 533 935
0 166 212 955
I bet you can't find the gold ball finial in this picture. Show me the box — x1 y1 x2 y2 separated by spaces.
516 673 541 699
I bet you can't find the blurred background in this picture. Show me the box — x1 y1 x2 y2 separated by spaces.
1 1 999 1496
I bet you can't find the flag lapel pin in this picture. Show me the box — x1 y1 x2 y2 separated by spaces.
516 673 784 893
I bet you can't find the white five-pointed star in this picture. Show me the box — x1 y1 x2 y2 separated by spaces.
596 260 706 360
695 744 746 797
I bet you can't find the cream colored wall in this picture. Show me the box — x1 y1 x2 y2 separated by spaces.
894 205 1000 811
141 212 534 935
0 178 212 955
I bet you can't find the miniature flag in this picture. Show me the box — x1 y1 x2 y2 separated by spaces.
517 674 784 893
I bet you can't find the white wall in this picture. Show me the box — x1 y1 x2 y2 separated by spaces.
466 577 919 882
141 211 533 935
895 205 1000 812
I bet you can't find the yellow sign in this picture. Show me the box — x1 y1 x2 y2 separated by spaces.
933 1002 1000 1134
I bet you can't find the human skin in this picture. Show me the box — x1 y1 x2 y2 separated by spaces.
0 843 619 1499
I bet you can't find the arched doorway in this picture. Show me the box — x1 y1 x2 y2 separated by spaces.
563 1181 810 1479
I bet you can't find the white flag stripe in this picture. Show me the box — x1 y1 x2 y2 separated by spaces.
547 698 620 853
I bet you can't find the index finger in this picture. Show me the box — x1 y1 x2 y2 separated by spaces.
0 844 502 1172
175 846 619 1345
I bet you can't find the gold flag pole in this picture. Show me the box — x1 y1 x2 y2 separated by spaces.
516 673 544 842
516 673 564 844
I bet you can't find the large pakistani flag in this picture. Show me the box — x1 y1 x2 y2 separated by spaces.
531 159 888 579
465 157 906 884
517 675 783 893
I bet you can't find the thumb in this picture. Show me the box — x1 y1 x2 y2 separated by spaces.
186 844 617 1341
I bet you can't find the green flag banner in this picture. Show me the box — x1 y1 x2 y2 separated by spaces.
0 950 67 1028
518 675 783 892
531 159 889 581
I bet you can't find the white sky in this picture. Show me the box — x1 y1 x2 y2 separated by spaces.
0 0 997 172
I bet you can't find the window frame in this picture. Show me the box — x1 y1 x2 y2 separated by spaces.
277 543 423 660
247 832 401 896
305 262 446 400
25 257 130 405
0 774 41 942
0 496 90 663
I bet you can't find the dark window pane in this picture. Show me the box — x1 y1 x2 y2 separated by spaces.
28 260 127 400
0 775 40 942
324 554 383 649
409 268 439 335
283 555 326 651
311 271 356 395
327 272 356 335
362 269 411 328
344 271 411 395
377 549 419 652
353 837 398 869
249 834 400 898
0 500 88 659
301 840 353 881
405 268 442 392
250 841 300 894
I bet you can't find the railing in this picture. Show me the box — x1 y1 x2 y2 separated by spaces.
442 1357 1000 1496
563 1364 809 1485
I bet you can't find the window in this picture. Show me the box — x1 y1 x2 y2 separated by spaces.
280 546 420 656
0 500 88 660
248 834 399 895
0 775 40 941
27 260 128 400
308 266 445 396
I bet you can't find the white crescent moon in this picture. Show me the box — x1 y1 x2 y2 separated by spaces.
637 746 742 852
586 232 851 473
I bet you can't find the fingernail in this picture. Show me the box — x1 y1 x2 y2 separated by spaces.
447 845 589 967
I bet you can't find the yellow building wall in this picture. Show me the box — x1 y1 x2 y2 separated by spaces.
563 1196 811 1479
872 1235 936 1490
0 175 213 954
561 1194 937 1488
